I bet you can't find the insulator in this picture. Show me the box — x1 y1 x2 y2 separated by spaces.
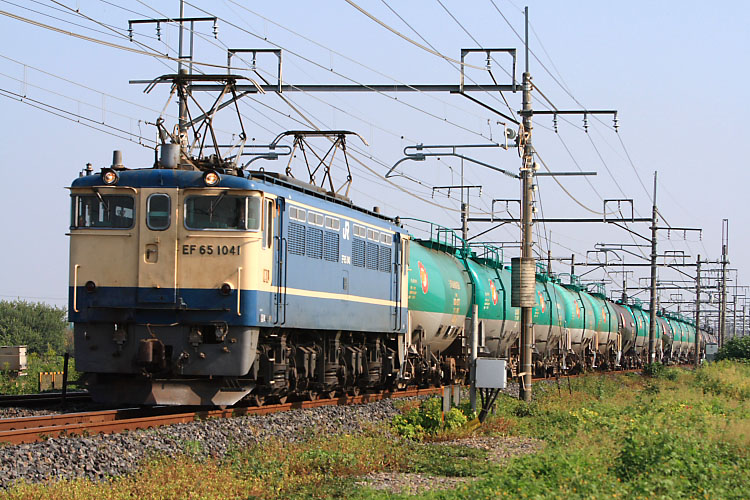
486 53 492 70
553 114 558 133
213 21 218 38
613 113 619 132
583 114 588 133
128 27 133 42
156 22 161 41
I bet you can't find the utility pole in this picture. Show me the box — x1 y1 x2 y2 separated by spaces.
571 253 575 277
178 0 187 134
128 5 217 138
648 172 658 365
518 6 535 403
461 159 468 242
720 219 729 347
695 255 701 368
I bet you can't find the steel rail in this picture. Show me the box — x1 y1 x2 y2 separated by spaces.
0 386 442 444
0 392 91 407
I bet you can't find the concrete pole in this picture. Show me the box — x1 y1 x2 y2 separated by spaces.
719 219 729 347
648 172 658 365
178 0 188 135
695 255 701 368
720 248 727 347
570 253 575 277
470 304 478 412
519 6 534 402
461 158 468 242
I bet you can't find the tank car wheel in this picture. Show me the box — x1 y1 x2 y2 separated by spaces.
275 395 288 404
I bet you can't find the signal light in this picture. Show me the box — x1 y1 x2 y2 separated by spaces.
204 170 220 186
101 169 119 185
85 281 97 293
220 283 232 296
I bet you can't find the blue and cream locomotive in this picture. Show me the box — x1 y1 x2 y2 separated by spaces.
69 149 409 405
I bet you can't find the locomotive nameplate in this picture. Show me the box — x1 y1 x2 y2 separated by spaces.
181 244 242 256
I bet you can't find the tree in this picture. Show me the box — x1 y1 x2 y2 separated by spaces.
0 300 68 354
716 336 750 361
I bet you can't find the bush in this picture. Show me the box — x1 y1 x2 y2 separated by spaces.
643 362 678 380
0 300 69 354
716 336 750 361
391 397 473 440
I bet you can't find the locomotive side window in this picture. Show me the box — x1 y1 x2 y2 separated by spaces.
289 206 306 222
146 193 170 230
185 195 260 230
324 216 340 231
308 211 324 227
72 194 134 229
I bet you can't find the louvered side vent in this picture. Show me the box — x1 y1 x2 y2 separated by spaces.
289 222 305 255
306 227 323 259
378 247 391 272
366 242 379 270
324 231 339 262
353 239 365 267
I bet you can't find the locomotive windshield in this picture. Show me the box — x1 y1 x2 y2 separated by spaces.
185 194 261 230
71 194 135 229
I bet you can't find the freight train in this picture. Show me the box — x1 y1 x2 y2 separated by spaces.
68 149 708 406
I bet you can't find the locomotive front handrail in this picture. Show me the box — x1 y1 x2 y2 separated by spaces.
73 265 80 313
237 267 242 316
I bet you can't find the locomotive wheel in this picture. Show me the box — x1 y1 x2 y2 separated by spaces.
349 386 361 396
249 394 266 407
275 395 288 404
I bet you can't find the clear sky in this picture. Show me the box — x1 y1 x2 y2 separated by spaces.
0 1 747 330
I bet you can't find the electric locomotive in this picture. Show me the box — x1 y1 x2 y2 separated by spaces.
69 147 412 405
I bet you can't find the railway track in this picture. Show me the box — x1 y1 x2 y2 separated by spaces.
0 366 688 445
0 386 442 445
0 392 91 407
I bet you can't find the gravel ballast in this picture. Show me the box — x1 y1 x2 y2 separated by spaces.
0 397 408 488
0 381 545 489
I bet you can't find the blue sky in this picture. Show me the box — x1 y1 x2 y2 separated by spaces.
0 1 746 329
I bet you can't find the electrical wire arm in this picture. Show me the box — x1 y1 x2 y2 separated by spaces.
387 143 518 179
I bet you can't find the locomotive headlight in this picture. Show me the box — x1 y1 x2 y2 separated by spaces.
101 168 119 185
220 283 232 296
85 280 97 293
203 170 220 186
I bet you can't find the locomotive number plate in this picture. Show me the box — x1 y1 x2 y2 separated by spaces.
182 244 241 256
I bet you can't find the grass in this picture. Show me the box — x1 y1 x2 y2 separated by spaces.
3 362 750 499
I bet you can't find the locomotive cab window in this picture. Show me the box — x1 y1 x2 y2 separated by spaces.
185 194 261 230
146 193 171 230
71 193 134 229
263 199 274 248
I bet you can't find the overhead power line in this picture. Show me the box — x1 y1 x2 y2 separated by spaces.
342 0 488 70
0 8 249 71
0 86 155 146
